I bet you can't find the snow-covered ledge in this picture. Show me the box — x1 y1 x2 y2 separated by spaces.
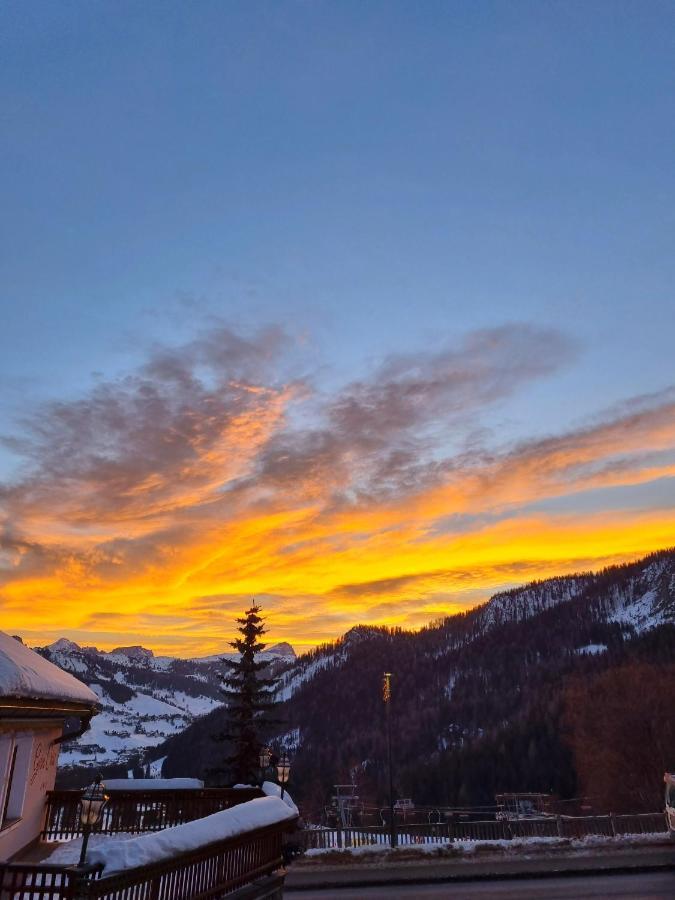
85 796 296 875
233 780 299 815
104 778 204 791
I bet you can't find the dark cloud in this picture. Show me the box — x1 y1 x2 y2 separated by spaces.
329 324 576 442
250 323 575 502
0 325 294 524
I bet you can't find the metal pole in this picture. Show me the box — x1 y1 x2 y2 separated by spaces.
78 824 91 867
384 672 397 848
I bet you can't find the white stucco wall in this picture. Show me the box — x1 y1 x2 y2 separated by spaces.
0 725 61 861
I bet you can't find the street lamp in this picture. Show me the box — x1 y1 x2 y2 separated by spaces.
276 755 291 800
383 672 396 848
259 746 272 785
78 775 109 867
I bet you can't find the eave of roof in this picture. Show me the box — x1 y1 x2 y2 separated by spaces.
0 696 98 718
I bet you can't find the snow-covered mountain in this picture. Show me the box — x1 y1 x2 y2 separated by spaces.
275 547 675 710
35 639 295 772
471 549 675 637
35 548 675 789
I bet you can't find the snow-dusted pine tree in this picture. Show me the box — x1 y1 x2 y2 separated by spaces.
214 604 278 784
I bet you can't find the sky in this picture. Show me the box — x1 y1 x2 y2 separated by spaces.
1 1 675 656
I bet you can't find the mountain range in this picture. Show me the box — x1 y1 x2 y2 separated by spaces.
157 547 675 813
35 638 295 776
38 547 675 808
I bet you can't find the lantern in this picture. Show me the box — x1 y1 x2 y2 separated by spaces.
259 746 272 770
78 775 109 866
276 755 290 799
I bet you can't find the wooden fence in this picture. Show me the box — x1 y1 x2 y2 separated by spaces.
42 788 263 841
1 817 294 900
301 812 667 850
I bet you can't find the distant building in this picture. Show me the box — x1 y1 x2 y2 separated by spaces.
0 631 98 860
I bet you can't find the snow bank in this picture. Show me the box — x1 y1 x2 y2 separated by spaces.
261 780 299 815
304 830 669 859
105 778 203 791
0 631 97 705
575 643 608 656
87 797 296 874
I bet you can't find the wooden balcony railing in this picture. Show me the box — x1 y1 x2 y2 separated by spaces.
2 815 295 900
42 788 263 841
0 862 100 899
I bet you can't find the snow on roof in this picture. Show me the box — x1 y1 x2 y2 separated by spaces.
104 778 204 791
0 631 98 706
86 796 297 875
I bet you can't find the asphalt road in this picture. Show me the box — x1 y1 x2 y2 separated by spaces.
290 870 675 899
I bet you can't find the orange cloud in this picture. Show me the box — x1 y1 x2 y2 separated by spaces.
2 325 675 655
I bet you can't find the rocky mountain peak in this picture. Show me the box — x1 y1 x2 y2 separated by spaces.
265 642 296 659
110 645 154 661
48 637 82 653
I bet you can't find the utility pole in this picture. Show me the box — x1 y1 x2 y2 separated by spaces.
383 672 397 848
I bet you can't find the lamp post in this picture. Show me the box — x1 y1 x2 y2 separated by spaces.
276 754 290 800
78 775 109 867
383 672 397 848
259 745 272 786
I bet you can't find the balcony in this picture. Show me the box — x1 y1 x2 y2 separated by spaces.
1 787 297 899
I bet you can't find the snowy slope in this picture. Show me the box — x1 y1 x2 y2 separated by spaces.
276 549 675 706
33 639 295 772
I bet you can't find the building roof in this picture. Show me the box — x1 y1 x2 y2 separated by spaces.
0 631 98 707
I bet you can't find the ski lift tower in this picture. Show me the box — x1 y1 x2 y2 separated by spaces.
332 784 360 827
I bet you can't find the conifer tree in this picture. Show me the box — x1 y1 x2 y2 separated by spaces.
215 604 279 784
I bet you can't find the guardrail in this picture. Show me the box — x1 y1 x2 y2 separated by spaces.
42 787 263 841
301 812 667 850
2 816 295 900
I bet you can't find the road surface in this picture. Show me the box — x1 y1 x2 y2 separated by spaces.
291 870 675 899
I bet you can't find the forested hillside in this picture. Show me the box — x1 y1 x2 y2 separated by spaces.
160 548 675 816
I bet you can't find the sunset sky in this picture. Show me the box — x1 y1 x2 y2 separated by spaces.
2 2 675 655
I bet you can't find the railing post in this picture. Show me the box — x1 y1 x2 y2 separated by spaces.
610 813 617 837
149 873 162 899
556 815 564 838
336 821 343 849
68 863 100 900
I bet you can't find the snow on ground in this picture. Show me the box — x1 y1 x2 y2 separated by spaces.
608 588 665 632
152 689 221 717
574 643 608 655
48 798 296 875
277 727 301 752
276 651 343 701
58 685 192 767
302 831 670 861
0 631 97 705
125 693 187 717
148 756 167 778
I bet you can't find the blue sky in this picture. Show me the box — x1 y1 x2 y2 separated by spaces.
2 2 675 650
3 1 675 414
